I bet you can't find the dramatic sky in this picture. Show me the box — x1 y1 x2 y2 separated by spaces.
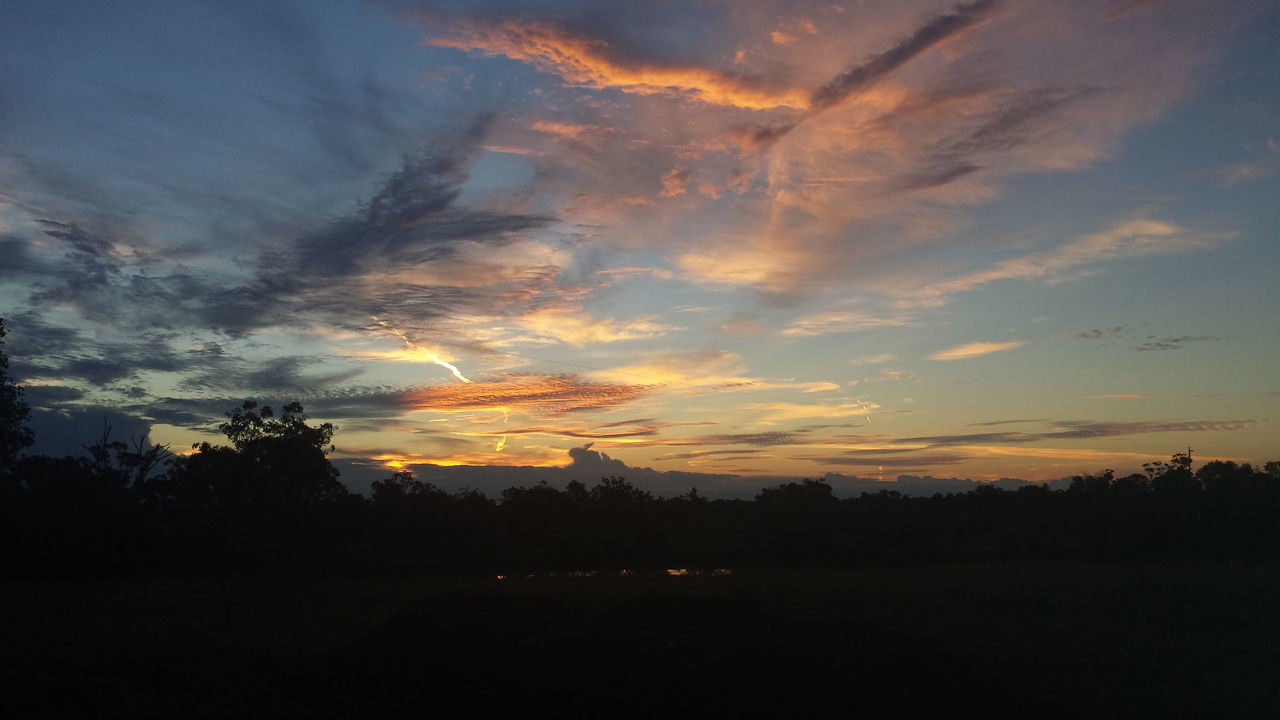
3 0 1277 495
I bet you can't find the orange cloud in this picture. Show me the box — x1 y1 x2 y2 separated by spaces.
530 120 607 139
746 401 879 422
482 144 541 156
595 351 750 388
658 167 690 198
431 20 810 109
470 423 661 442
516 307 673 346
372 449 565 469
595 266 674 280
929 341 1025 360
404 373 650 415
781 310 912 336
908 219 1231 306
959 446 1161 462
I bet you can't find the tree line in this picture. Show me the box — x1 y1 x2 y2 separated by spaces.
3 318 1280 577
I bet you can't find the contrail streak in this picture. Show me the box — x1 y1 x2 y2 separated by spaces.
371 315 473 383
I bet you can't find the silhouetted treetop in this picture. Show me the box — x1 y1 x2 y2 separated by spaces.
755 479 835 504
173 400 347 511
218 400 335 453
0 318 35 469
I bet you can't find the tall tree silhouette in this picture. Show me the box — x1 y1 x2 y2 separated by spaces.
0 318 35 470
174 400 347 512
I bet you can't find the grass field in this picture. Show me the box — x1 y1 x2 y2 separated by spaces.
7 562 1280 718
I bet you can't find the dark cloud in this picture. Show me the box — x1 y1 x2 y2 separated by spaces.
1041 419 1255 439
1075 326 1129 340
8 114 555 344
741 0 1004 149
811 0 1002 112
893 431 1029 446
700 431 805 447
278 117 548 282
0 237 39 278
25 406 154 459
21 385 87 406
0 115 568 453
899 87 1097 189
226 3 434 179
897 163 984 190
894 418 1258 447
1074 327 1219 351
7 313 185 388
800 453 972 468
824 472 1036 496
950 87 1094 154
180 347 363 394
968 418 1048 426
132 386 427 431
35 219 116 258
1134 335 1221 351
5 218 275 337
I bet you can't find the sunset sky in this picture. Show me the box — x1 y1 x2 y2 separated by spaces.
2 0 1277 495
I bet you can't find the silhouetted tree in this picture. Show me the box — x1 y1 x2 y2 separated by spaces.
589 476 653 505
1069 469 1115 496
0 318 34 470
145 401 353 574
175 400 347 511
1146 451 1200 496
565 479 589 503
756 478 835 504
84 419 172 492
1111 472 1151 498
371 469 431 505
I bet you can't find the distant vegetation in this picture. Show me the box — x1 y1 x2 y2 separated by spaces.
3 317 1280 577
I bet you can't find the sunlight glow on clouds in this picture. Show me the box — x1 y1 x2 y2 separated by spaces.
906 219 1232 307
514 308 674 347
405 374 650 416
430 20 812 110
2 0 1274 487
929 341 1026 361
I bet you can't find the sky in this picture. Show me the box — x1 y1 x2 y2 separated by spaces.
2 0 1277 496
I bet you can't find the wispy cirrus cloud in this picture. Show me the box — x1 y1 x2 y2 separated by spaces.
429 19 810 110
1214 137 1280 185
403 373 651 416
792 453 972 468
513 307 674 347
1134 335 1221 352
929 340 1025 360
781 310 912 336
746 401 880 422
894 419 1259 447
906 219 1231 308
1074 326 1222 351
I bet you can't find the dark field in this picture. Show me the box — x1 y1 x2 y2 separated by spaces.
8 562 1280 719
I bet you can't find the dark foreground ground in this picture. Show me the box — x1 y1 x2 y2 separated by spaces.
7 563 1280 719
